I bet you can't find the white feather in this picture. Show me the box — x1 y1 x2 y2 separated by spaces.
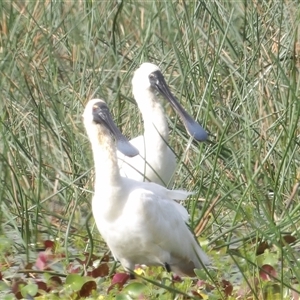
84 99 210 277
118 62 207 187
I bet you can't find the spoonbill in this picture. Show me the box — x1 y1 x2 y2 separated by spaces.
83 98 210 277
118 62 208 187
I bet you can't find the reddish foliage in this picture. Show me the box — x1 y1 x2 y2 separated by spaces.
24 263 34 278
197 279 215 292
35 248 65 271
32 281 48 296
256 241 270 255
291 289 300 300
67 263 82 274
90 263 109 278
259 264 277 281
197 278 233 297
101 254 110 263
15 292 23 300
282 235 296 245
24 263 34 270
79 280 97 297
111 273 130 285
197 280 206 288
48 275 63 290
107 273 130 293
11 279 26 299
236 286 249 299
36 280 48 292
76 253 100 267
73 253 110 278
35 251 53 271
44 240 55 251
172 274 183 282
221 279 233 296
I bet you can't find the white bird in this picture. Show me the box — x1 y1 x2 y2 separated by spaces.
118 62 208 187
83 98 210 278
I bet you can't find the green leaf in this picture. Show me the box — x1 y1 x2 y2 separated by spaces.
21 283 38 298
2 295 15 300
194 268 208 280
0 281 10 292
123 282 147 298
65 274 85 291
115 294 133 300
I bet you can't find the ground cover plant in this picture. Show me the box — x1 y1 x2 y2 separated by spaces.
0 1 300 299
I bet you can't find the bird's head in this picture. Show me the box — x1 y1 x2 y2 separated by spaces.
83 99 139 157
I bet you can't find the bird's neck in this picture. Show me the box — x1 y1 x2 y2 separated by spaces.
135 90 169 144
89 128 122 191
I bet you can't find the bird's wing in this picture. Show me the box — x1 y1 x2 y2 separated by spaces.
154 185 194 201
125 187 209 273
140 182 193 221
145 182 193 200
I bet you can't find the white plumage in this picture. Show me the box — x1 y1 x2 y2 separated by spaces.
83 98 210 277
118 63 208 187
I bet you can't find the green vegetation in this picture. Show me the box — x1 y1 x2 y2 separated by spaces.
0 1 299 299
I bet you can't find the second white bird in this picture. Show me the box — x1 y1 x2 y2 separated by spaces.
118 63 208 187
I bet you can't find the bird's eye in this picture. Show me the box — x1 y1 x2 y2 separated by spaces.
149 73 155 79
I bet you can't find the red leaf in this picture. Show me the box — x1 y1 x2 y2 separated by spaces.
79 281 97 297
35 250 53 270
256 241 270 255
237 286 251 298
24 263 34 270
172 274 183 282
101 254 110 263
47 276 62 291
11 279 26 298
36 281 48 291
282 235 296 245
291 288 300 300
197 280 206 288
91 263 109 278
44 240 55 251
67 263 82 274
107 273 130 293
221 279 233 296
77 253 100 266
197 280 215 292
15 292 22 300
111 273 130 285
259 264 277 281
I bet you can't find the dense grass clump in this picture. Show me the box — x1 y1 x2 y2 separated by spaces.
0 1 299 299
